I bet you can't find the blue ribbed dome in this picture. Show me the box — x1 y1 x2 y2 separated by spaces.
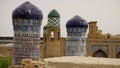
66 15 88 28
12 1 43 20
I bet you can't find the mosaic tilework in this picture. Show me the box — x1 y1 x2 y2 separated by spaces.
92 45 108 54
12 1 43 65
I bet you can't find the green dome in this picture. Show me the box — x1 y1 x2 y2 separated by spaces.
48 9 60 17
43 25 48 30
43 25 48 33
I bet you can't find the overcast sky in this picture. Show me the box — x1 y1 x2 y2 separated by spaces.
0 0 120 37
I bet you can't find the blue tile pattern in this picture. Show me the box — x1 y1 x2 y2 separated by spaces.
12 1 43 20
66 15 88 28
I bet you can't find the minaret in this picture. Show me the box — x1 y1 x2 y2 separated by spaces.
12 1 43 65
66 15 88 56
47 9 60 41
43 9 61 57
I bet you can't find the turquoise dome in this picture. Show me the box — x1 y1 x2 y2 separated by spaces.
48 9 60 17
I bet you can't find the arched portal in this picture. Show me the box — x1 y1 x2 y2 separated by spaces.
116 52 120 58
93 49 107 58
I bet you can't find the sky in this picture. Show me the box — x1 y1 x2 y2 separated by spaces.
0 0 120 37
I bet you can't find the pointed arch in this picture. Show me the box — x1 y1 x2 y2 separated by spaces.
93 49 107 58
51 31 54 41
116 52 120 58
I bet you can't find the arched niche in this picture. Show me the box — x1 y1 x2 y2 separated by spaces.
116 52 120 58
93 49 108 58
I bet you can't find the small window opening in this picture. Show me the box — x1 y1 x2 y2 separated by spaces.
51 31 54 41
107 35 110 38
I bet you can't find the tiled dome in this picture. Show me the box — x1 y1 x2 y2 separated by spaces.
43 25 48 30
48 9 60 18
66 15 88 28
43 25 48 33
12 1 43 20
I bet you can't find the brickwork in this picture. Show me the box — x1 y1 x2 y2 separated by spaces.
87 21 120 58
0 46 12 57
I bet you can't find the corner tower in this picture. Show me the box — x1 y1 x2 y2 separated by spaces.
43 9 62 57
12 1 43 65
66 15 88 56
87 21 101 39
